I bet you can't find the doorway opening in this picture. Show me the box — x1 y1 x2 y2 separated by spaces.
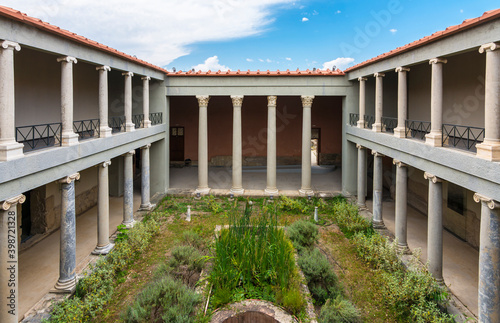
311 128 320 166
170 126 185 162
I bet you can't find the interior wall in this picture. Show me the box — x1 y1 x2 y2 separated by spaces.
73 61 99 120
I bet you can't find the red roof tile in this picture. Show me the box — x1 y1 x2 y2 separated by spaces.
169 68 344 76
345 8 500 73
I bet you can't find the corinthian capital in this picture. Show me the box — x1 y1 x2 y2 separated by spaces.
267 96 277 106
301 95 314 107
2 194 26 210
231 95 244 107
196 95 210 107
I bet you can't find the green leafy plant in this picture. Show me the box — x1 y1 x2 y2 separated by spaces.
319 296 361 323
286 220 319 252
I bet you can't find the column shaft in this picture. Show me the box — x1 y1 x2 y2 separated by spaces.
140 144 155 210
123 72 135 132
265 96 278 194
299 95 314 196
426 58 447 146
425 172 443 281
372 151 384 228
142 76 151 128
58 56 79 146
196 96 210 194
394 67 409 138
122 151 135 227
357 145 367 207
394 160 408 250
0 195 25 323
97 66 112 137
357 77 367 128
231 96 244 194
373 73 385 132
93 162 113 255
55 174 80 291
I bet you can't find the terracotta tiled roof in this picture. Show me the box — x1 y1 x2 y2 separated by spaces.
345 8 500 73
168 68 344 76
0 5 168 74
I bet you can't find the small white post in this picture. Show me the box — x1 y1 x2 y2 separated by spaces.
186 205 191 222
314 206 318 222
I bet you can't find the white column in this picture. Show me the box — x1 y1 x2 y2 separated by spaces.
96 66 112 138
142 76 151 128
393 159 409 252
473 193 500 323
424 172 443 282
196 95 210 194
372 150 385 228
373 72 385 132
357 144 367 207
299 95 314 196
93 161 113 255
265 96 278 195
357 77 367 128
139 144 155 210
425 58 447 146
122 151 135 227
477 42 500 161
54 173 80 292
0 194 25 322
0 41 23 161
230 95 244 194
57 56 79 146
122 72 135 132
394 67 410 138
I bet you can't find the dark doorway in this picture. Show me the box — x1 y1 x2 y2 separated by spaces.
170 126 185 161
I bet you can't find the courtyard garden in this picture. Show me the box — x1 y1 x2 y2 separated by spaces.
45 195 456 322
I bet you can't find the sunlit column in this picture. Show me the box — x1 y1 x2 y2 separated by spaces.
394 67 410 138
425 58 447 146
97 66 112 137
372 72 385 132
357 77 367 128
393 159 409 252
299 95 314 196
265 96 278 195
142 76 152 128
123 72 135 132
58 56 79 146
196 95 210 194
230 95 244 194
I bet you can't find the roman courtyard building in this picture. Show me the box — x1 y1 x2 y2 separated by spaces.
0 5 499 322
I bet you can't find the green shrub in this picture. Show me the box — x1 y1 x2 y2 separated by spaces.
280 288 305 316
181 230 205 250
123 275 201 323
156 245 204 287
287 220 319 252
319 296 361 323
298 248 341 305
331 201 373 237
351 233 404 273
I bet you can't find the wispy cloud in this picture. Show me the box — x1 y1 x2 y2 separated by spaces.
266 58 272 63
302 17 309 22
192 56 229 71
322 57 355 70
286 57 292 61
335 10 341 14
259 58 265 62
389 28 397 34
246 58 254 62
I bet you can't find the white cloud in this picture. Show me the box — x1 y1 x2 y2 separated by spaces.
302 17 309 22
246 58 254 62
259 58 265 62
266 58 272 63
192 56 229 72
286 57 292 61
460 9 464 13
2 0 294 66
322 57 355 70
335 10 341 14
312 10 319 15
389 28 397 34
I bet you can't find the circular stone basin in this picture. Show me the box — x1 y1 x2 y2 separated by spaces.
211 300 298 323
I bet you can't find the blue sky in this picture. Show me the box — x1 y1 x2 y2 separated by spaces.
3 0 499 71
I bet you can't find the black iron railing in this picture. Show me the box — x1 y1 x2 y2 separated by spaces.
442 124 484 152
364 115 375 129
150 112 163 125
73 119 100 140
349 113 359 126
109 116 125 133
382 117 398 133
405 119 431 140
132 114 144 129
16 122 62 152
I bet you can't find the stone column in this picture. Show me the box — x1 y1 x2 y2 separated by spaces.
0 41 23 161
356 144 367 207
96 66 112 137
265 96 278 195
373 72 385 132
299 95 314 196
196 95 210 194
93 161 113 255
473 193 500 323
394 67 410 138
230 95 244 194
139 144 155 210
372 151 385 228
123 72 135 132
0 194 25 322
477 43 500 161
425 58 447 146
424 172 443 282
357 77 367 128
142 76 151 128
54 173 80 292
393 159 409 251
57 56 79 146
122 151 135 227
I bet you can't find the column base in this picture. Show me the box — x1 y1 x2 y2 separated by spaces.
372 123 383 132
100 126 113 138
195 187 211 196
425 132 442 147
139 203 156 211
125 123 136 132
230 188 244 195
61 132 79 146
143 120 152 128
393 127 406 138
122 219 136 228
357 120 365 129
476 142 500 161
372 220 386 229
52 277 76 293
357 201 366 208
299 188 314 197
0 141 24 161
265 187 279 196
92 243 114 255
397 243 411 254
